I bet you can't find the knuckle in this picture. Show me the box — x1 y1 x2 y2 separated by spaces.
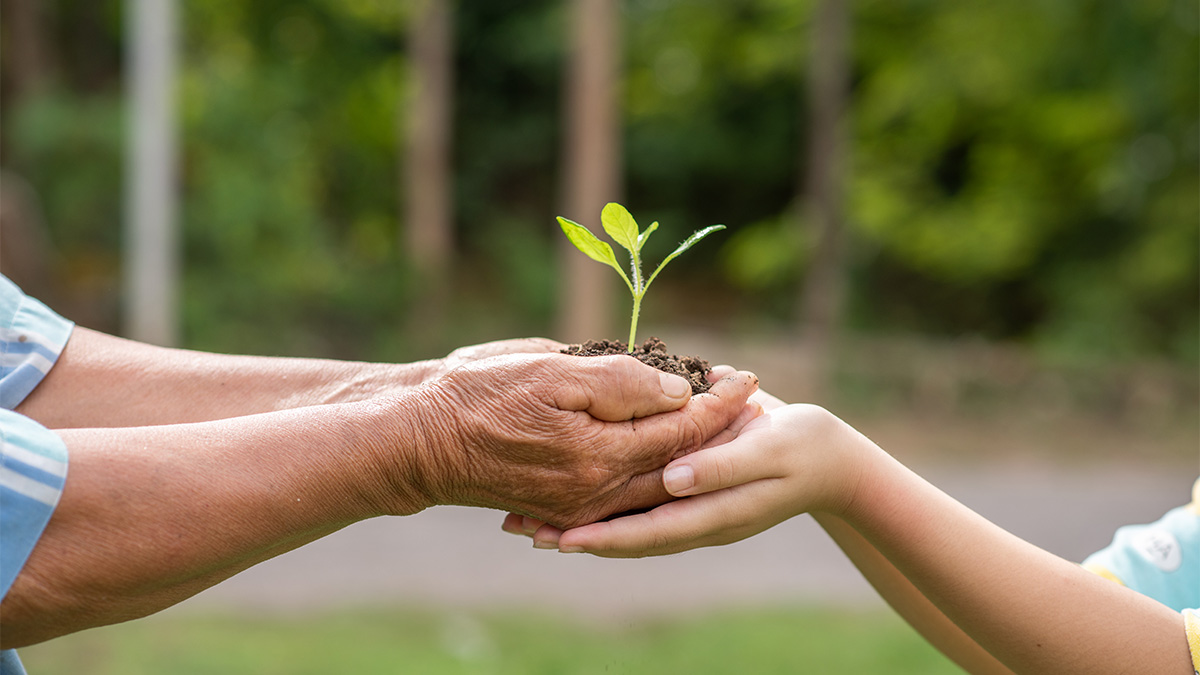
647 511 674 551
795 403 838 432
711 448 738 489
679 416 706 455
650 530 672 552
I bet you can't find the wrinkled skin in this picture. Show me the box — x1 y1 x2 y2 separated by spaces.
0 324 762 650
436 337 567 376
391 352 759 529
498 365 767 539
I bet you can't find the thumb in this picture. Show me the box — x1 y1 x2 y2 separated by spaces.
661 415 777 497
548 354 692 421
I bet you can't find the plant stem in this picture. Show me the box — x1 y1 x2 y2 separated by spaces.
628 293 642 352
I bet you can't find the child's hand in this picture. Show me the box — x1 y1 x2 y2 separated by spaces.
538 404 877 557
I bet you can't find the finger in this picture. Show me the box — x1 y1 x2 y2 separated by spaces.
501 512 526 536
501 513 546 537
750 389 786 411
588 468 673 523
547 354 692 421
496 337 565 354
593 370 759 497
707 364 736 383
557 489 757 558
531 522 564 550
528 337 567 350
699 429 737 451
451 337 565 363
621 369 759 464
662 416 780 497
700 401 764 449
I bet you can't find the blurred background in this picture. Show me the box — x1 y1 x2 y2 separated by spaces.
3 0 1198 672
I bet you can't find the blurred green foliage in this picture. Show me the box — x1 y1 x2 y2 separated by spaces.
1 0 1195 364
20 606 962 675
176 0 418 357
844 0 1199 363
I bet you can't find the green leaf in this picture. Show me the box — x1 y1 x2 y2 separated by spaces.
557 216 634 291
600 202 640 254
637 221 660 250
645 224 726 289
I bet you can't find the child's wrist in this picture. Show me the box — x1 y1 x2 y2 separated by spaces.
830 435 898 528
819 420 887 520
778 404 879 519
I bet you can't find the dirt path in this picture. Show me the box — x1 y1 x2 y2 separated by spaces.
169 458 1196 621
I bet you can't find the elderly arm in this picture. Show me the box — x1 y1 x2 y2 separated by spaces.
1 353 757 648
15 326 560 429
0 400 406 648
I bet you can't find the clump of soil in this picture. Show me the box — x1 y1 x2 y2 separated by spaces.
561 336 713 395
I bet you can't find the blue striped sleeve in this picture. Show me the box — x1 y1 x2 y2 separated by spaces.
1 408 67 599
0 275 74 410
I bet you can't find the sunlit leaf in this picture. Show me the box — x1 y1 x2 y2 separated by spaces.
600 202 640 254
637 221 660 250
557 216 633 292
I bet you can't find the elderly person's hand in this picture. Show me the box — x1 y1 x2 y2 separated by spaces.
374 353 759 529
433 337 566 375
499 365 769 539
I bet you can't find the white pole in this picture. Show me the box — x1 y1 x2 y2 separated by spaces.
124 0 179 346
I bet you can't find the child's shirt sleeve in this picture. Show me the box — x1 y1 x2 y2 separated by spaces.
1082 478 1200 673
1186 608 1200 675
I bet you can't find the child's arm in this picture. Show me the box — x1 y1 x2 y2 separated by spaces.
548 404 1193 675
812 512 1013 674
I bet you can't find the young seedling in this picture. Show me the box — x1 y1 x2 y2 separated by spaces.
557 202 725 353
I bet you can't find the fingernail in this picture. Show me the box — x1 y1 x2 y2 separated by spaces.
533 539 557 550
559 545 583 554
521 516 539 535
660 372 690 399
663 464 694 494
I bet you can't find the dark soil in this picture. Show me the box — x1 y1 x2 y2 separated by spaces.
560 337 713 395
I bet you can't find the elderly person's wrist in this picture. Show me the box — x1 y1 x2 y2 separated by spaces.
339 389 461 518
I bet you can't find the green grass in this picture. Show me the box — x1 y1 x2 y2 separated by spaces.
17 606 962 674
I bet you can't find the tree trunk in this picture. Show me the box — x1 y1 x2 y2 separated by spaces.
403 0 454 280
796 0 851 399
1 0 54 101
401 0 455 352
556 0 620 344
0 170 55 298
0 0 56 297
